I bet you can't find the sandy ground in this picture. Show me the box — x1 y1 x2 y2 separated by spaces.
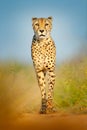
0 112 87 130
0 67 87 130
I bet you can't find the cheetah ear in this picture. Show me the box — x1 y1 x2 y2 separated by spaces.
48 16 53 22
32 17 37 23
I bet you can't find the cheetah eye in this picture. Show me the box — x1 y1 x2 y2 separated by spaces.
45 23 49 26
35 23 39 26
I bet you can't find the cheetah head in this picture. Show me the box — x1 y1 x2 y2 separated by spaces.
32 17 52 39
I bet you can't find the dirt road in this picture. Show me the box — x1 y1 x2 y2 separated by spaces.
0 112 87 130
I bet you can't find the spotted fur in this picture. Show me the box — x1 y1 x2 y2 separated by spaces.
31 17 56 114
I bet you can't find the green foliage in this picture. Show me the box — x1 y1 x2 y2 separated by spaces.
54 58 87 113
0 58 87 114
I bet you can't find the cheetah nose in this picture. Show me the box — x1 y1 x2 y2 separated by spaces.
40 30 44 33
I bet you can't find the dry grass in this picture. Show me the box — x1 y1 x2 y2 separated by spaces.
0 62 40 119
54 57 87 113
0 57 87 120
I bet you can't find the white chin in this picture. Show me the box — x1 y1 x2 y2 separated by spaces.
39 36 45 39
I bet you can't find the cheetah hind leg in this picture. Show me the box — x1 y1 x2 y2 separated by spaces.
46 99 56 113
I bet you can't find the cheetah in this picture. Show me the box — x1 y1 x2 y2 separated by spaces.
31 17 56 114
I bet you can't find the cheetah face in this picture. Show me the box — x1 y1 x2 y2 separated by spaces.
32 17 52 39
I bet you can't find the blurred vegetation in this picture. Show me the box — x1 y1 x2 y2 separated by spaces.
55 57 87 114
0 57 87 117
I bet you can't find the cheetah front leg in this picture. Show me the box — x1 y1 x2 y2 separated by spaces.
36 71 46 114
47 70 56 113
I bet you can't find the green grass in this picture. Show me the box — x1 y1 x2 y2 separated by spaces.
54 57 87 113
0 58 87 116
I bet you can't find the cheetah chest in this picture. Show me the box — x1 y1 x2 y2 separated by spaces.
32 40 56 70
